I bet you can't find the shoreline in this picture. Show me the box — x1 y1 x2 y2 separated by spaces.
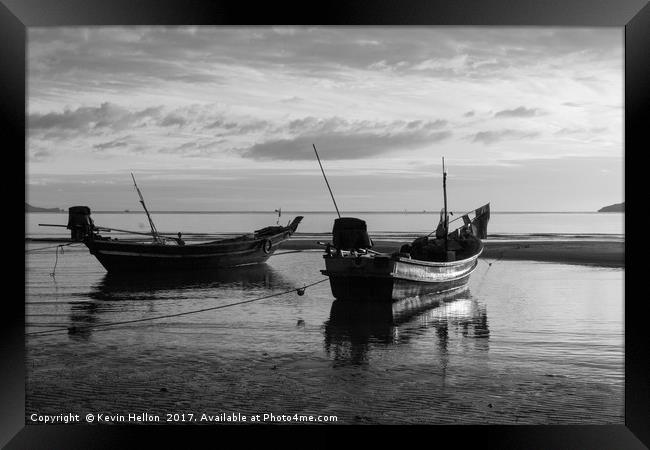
26 236 624 268
26 210 624 214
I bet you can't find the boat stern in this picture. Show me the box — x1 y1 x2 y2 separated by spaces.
322 252 397 301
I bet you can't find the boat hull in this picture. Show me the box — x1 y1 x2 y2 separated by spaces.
85 229 293 273
322 248 481 302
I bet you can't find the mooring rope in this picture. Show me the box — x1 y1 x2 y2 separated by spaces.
273 249 321 255
50 245 62 278
27 242 82 278
26 278 330 336
475 250 505 292
25 242 79 253
482 250 506 268
46 243 83 278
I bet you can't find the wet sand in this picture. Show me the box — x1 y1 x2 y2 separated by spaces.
278 238 624 268
25 250 624 424
478 240 623 267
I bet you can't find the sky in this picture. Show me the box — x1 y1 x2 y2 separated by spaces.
26 26 624 212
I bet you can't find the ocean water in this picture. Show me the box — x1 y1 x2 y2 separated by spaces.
26 211 625 239
25 243 624 424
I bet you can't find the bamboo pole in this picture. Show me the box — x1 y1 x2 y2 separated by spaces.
442 157 448 254
131 173 163 243
313 144 341 218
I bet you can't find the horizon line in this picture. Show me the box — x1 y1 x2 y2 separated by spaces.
27 209 622 214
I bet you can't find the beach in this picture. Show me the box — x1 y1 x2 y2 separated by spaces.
24 212 625 425
24 244 625 425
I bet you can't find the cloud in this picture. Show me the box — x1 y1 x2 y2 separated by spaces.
286 117 341 134
29 102 163 133
206 119 238 130
30 102 123 130
237 120 270 133
279 96 304 103
406 119 447 130
28 27 622 98
203 118 271 136
159 113 187 127
28 102 274 145
31 150 52 161
410 54 504 78
158 139 228 156
93 136 132 150
554 126 607 136
25 27 622 212
282 116 447 136
241 129 452 160
237 116 452 160
494 106 542 118
471 129 539 145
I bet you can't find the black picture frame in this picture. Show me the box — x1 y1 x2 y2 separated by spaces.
3 0 647 447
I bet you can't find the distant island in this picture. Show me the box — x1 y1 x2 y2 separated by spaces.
25 202 64 213
598 202 624 212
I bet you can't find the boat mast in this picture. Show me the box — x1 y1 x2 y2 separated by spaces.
131 173 163 244
313 144 341 218
442 157 448 253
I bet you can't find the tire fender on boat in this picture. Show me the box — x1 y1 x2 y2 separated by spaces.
262 239 273 254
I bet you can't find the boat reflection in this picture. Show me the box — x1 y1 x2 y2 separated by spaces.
67 301 100 340
87 263 290 301
66 263 291 338
323 287 489 365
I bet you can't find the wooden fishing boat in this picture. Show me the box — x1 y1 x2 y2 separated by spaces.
312 146 488 302
58 206 303 273
41 174 303 273
320 210 487 302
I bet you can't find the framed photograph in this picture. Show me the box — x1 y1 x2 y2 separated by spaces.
4 0 647 447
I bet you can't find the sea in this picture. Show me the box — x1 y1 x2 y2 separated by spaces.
24 212 624 424
27 210 625 239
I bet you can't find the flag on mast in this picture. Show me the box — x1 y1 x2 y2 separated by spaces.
435 208 446 238
470 203 490 239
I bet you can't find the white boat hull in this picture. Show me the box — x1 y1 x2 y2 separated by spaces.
322 246 482 302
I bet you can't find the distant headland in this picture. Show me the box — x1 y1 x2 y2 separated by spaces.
25 202 64 213
598 202 624 212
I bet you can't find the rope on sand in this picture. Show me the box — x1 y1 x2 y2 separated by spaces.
26 278 330 337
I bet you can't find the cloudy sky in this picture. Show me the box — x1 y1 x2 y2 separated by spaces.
27 26 623 212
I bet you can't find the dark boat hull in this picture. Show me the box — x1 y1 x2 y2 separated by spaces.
87 240 276 272
322 246 482 302
84 218 302 273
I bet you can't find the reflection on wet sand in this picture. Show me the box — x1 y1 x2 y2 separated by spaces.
67 263 292 337
323 287 489 365
88 263 290 301
67 301 99 340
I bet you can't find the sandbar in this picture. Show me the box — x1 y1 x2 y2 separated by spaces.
278 237 624 268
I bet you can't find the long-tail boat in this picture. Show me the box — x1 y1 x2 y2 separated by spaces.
313 145 488 302
41 174 303 273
